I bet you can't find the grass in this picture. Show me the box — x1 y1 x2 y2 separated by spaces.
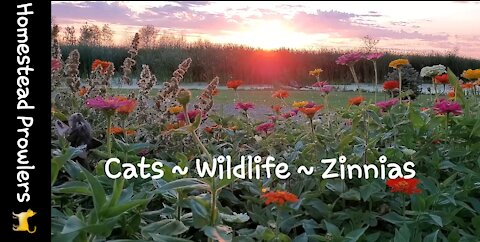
112 88 435 109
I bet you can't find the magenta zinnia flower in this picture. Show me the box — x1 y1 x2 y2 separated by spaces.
282 111 296 119
376 98 399 112
320 85 333 94
336 52 364 65
365 53 385 61
176 109 203 122
433 99 462 116
86 96 131 111
235 102 255 111
312 81 329 87
256 122 275 134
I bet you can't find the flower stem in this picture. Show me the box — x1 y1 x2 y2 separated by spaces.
309 118 315 139
106 114 112 156
349 64 360 93
398 68 402 101
121 118 127 142
373 61 378 103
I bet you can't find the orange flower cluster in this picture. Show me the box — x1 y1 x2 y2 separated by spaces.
91 59 113 74
262 191 299 206
386 177 421 195
272 90 289 99
227 80 242 90
109 127 136 135
299 105 324 119
348 96 365 106
116 97 137 114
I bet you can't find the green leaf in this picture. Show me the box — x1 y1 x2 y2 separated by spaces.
156 178 209 193
447 68 466 107
409 108 424 129
380 212 413 225
202 225 232 241
51 147 82 185
428 214 443 227
340 189 361 201
423 229 439 242
103 199 149 218
150 234 193 242
79 166 107 219
142 219 189 237
190 198 210 228
323 220 340 235
394 224 410 242
344 227 368 242
359 182 383 202
52 181 91 195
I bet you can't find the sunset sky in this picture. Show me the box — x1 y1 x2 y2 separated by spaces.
52 1 480 58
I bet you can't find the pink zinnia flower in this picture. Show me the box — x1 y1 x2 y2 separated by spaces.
365 53 385 61
282 111 296 119
376 98 399 112
256 122 275 135
433 99 462 116
51 58 62 72
86 96 131 111
235 102 255 111
176 109 203 122
336 52 364 65
312 81 329 87
320 85 333 94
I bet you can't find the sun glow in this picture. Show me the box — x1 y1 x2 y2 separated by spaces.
239 20 308 50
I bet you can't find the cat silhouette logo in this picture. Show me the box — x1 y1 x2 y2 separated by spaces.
12 209 36 233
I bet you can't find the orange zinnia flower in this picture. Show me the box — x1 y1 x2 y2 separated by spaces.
271 105 282 114
348 96 365 106
447 90 456 100
91 59 112 74
262 191 299 206
272 90 289 99
461 82 474 89
78 86 88 96
299 105 324 119
116 98 137 114
226 80 242 90
109 127 136 135
204 124 221 134
383 80 399 90
386 177 421 195
434 73 449 84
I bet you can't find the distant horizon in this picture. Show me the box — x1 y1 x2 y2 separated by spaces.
52 1 480 59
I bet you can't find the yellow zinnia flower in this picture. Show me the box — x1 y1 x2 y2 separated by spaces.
168 105 184 114
462 69 480 80
309 68 323 76
292 101 309 108
389 59 409 69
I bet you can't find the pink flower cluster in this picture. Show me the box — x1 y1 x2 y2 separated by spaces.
86 96 131 111
376 98 399 111
335 52 364 65
433 99 462 116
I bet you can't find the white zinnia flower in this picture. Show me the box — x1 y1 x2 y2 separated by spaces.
420 64 446 77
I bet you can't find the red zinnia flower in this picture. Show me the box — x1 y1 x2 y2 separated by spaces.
91 59 113 74
383 80 400 90
262 191 299 206
348 96 365 106
386 177 421 195
235 102 255 111
299 105 324 119
434 73 449 84
255 122 275 135
227 80 242 90
272 90 289 99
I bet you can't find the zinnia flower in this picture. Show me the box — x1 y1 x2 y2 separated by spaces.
376 99 398 112
110 127 135 135
51 58 62 72
365 53 385 60
271 105 282 114
292 101 309 108
299 105 324 119
420 65 446 77
336 52 364 65
91 59 113 74
312 81 329 87
461 82 474 89
282 111 296 119
116 98 137 114
309 68 323 76
389 59 409 69
462 69 480 80
176 109 203 123
235 102 255 111
320 85 333 94
86 96 131 111
204 124 221 134
386 177 421 195
433 99 462 116
447 90 456 100
383 80 400 90
227 80 242 90
434 74 449 84
255 122 275 135
168 105 184 114
348 96 365 106
262 191 299 206
272 90 289 99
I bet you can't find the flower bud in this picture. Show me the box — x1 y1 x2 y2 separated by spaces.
177 89 191 106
